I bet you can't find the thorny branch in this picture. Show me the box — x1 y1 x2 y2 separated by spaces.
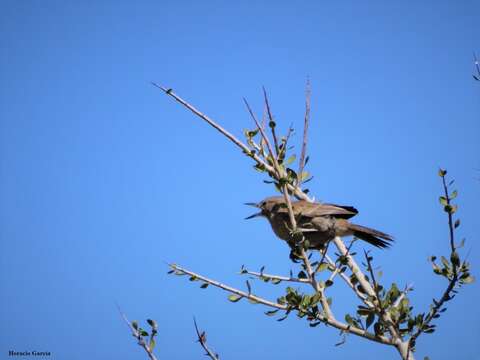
156 84 472 360
157 83 406 355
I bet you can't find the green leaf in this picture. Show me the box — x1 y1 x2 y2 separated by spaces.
253 163 266 172
131 321 139 330
325 280 334 287
298 270 307 279
450 190 458 199
439 196 448 206
450 251 460 267
140 329 149 337
265 309 279 316
438 169 447 177
149 338 156 351
357 306 371 316
228 294 242 303
300 171 310 181
286 168 298 184
147 319 158 330
248 128 259 138
285 155 296 166
461 275 475 284
310 293 322 305
189 275 198 281
454 219 461 229
316 263 329 272
271 278 282 285
440 256 450 268
374 322 383 336
366 313 375 329
200 283 209 289
444 204 458 214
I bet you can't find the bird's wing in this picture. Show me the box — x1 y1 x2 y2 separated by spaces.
293 201 358 219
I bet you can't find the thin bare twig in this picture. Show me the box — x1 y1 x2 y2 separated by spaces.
298 78 311 184
262 87 280 155
243 98 282 179
364 250 385 313
473 52 480 80
193 317 219 360
324 254 371 305
441 175 456 257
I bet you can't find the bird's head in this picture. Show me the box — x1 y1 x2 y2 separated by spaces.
245 196 286 220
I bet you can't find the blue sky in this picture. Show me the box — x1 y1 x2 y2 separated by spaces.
0 1 479 359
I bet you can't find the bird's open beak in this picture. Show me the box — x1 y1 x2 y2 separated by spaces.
244 202 261 220
245 211 262 220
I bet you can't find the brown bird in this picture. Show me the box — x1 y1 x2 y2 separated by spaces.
246 196 393 249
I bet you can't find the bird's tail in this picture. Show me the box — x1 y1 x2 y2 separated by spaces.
348 223 394 249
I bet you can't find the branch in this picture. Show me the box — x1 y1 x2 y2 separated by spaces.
332 237 412 359
243 98 282 179
323 254 371 306
441 174 456 258
158 85 413 357
364 250 385 314
298 78 311 185
169 264 391 345
117 305 159 360
193 318 219 360
473 52 480 81
170 263 287 310
407 171 464 355
262 87 280 155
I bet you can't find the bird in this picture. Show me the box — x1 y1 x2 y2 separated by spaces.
245 196 393 249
